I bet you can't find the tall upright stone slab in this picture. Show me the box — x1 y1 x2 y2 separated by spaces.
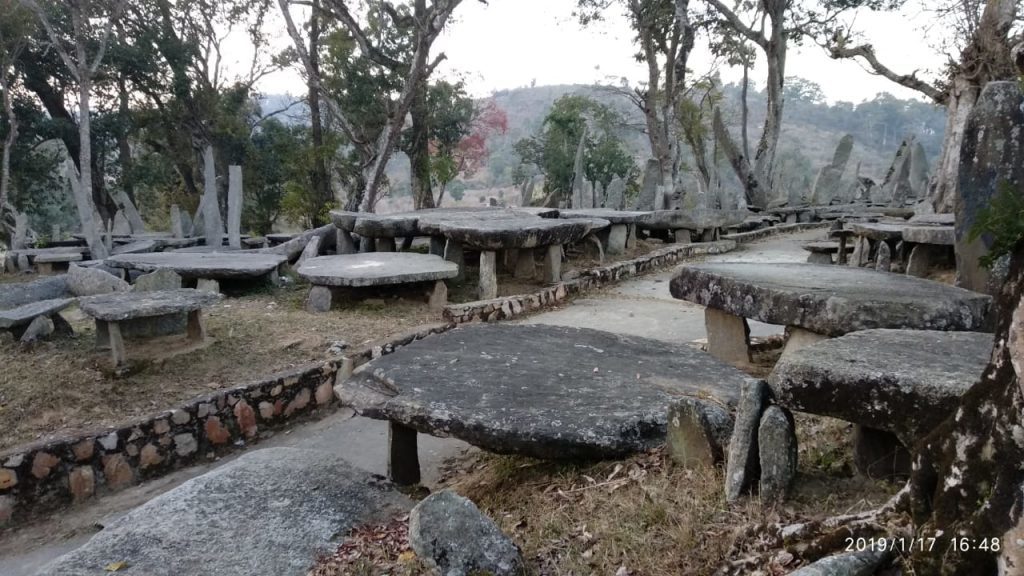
634 159 661 210
170 204 184 239
810 134 854 206
571 128 587 209
605 177 625 210
201 145 223 247
956 81 1024 294
113 190 146 233
112 210 132 235
66 159 108 259
909 141 930 201
12 212 28 249
524 178 536 207
227 165 243 249
593 181 603 209
876 137 914 206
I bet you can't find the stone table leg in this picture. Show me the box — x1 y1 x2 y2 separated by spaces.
626 224 637 249
478 251 498 300
388 421 421 486
36 262 53 275
428 280 447 311
197 278 220 294
906 243 939 278
307 285 333 313
444 239 465 282
400 237 414 252
95 319 110 349
542 245 562 284
836 235 848 265
429 236 445 257
700 228 719 242
853 425 911 480
502 249 518 273
675 229 692 244
337 229 356 254
358 236 375 253
376 237 396 252
779 327 829 361
107 321 128 369
186 310 206 341
704 308 751 366
806 252 833 265
606 224 628 255
514 249 535 279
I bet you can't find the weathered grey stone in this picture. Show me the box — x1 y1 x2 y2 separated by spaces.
298 253 458 288
558 209 648 225
847 222 904 242
667 398 733 468
788 548 892 576
604 176 626 210
12 211 28 249
725 380 768 502
110 240 159 256
170 205 184 238
638 209 748 231
306 285 333 314
20 315 55 343
906 244 945 278
196 278 220 293
769 329 991 444
634 159 662 210
78 289 220 322
36 448 411 576
704 308 751 366
957 81 1024 294
0 276 71 309
670 263 991 337
339 324 751 459
606 223 628 255
0 298 75 329
758 405 797 502
353 214 420 239
478 250 498 300
877 137 914 206
810 134 853 205
875 241 892 272
909 141 930 200
409 490 523 576
902 225 954 246
67 263 130 297
227 165 243 249
133 268 183 292
106 252 288 280
297 235 322 267
420 216 590 251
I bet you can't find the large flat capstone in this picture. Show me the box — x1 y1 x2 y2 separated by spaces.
35 448 411 576
902 225 954 246
105 252 287 280
0 275 71 309
637 209 749 231
670 263 991 336
769 329 992 443
78 289 221 322
0 298 74 329
338 324 755 459
417 216 591 250
559 209 649 225
297 253 458 287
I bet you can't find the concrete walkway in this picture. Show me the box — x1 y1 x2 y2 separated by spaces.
0 228 822 575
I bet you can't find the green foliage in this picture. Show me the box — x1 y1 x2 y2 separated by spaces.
969 182 1024 268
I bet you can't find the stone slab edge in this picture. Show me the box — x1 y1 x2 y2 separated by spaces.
0 322 456 527
722 222 830 244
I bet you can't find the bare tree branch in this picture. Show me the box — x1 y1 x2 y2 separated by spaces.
828 40 946 104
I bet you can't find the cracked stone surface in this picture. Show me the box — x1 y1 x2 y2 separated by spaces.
297 253 458 287
769 329 992 443
106 252 288 280
78 289 221 322
338 323 755 459
670 262 991 336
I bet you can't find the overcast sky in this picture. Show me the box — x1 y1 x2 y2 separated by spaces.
256 1 950 105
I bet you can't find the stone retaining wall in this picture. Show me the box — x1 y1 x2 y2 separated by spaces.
0 322 455 527
444 239 737 324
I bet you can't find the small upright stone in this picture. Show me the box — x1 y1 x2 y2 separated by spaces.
67 263 130 297
666 398 733 468
757 405 797 503
725 379 769 502
875 242 892 272
133 269 183 292
408 490 523 576
20 315 54 344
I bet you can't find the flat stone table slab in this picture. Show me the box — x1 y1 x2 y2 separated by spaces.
0 298 74 329
78 289 221 369
37 448 411 576
297 253 458 312
769 329 991 444
802 241 853 264
902 225 955 246
637 209 749 231
417 214 590 250
0 275 71 309
338 324 755 484
558 209 649 225
846 222 907 242
671 263 991 337
105 252 288 281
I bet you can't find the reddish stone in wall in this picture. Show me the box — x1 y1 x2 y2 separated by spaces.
315 382 334 406
234 400 258 439
102 454 134 490
284 389 311 417
0 469 17 489
139 444 163 470
204 416 231 445
72 440 95 462
68 467 95 501
31 452 60 480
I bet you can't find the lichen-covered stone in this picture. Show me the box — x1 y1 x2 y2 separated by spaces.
106 252 287 280
78 289 220 322
67 263 130 297
297 253 458 288
758 405 797 502
725 380 768 502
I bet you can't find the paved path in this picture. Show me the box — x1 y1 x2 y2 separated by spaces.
0 229 821 575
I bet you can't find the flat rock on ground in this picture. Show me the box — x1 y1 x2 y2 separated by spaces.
105 252 287 280
670 263 992 336
0 276 71 309
67 264 130 297
769 329 992 443
338 323 755 459
0 298 74 329
297 253 458 287
35 448 411 576
78 289 221 322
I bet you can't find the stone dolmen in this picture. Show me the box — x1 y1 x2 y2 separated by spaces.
902 216 956 278
670 262 992 366
336 323 755 485
4 246 88 274
636 208 748 243
769 329 991 479
558 209 647 255
296 253 458 313
801 241 853 264
78 289 221 370
105 252 288 292
0 275 74 341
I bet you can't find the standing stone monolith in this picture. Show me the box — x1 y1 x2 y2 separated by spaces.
909 141 930 201
66 160 108 259
956 81 1024 294
112 210 132 235
113 190 146 233
810 135 854 205
228 165 243 249
605 177 625 210
571 127 587 209
524 178 536 207
12 212 27 249
201 145 223 247
876 137 914 206
170 205 184 239
634 159 661 210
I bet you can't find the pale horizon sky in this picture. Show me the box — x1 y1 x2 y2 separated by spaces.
251 0 951 106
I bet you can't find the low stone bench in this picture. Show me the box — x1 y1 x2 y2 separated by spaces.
637 209 748 243
297 253 458 313
0 298 74 335
32 252 84 275
78 289 221 369
337 323 754 484
769 329 991 478
559 209 647 255
801 241 853 264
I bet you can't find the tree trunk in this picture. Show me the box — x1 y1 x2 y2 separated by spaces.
0 72 16 219
908 241 1024 574
76 72 107 258
752 36 785 203
116 76 136 206
410 77 435 210
307 0 332 222
741 61 750 159
714 107 766 209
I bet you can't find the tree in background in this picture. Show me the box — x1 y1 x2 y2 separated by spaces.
0 0 31 244
514 94 635 205
429 94 508 207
